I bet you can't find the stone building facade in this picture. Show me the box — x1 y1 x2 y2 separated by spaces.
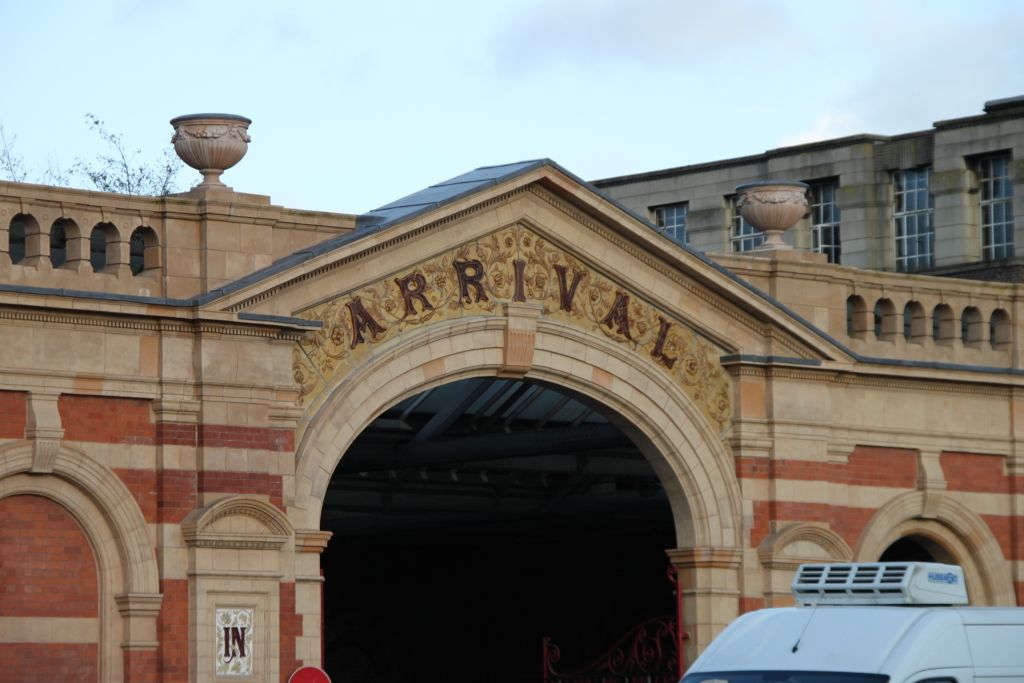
0 128 1022 682
595 97 1024 281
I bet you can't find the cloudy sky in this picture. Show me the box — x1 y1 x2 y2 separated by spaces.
3 0 1023 214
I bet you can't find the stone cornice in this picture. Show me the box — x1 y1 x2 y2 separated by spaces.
294 529 333 554
0 307 306 339
667 547 742 569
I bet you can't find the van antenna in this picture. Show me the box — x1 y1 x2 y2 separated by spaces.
791 593 822 653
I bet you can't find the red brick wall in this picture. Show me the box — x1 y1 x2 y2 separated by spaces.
0 495 98 617
115 468 158 523
198 424 294 451
750 500 877 548
124 648 158 683
736 446 916 488
0 495 99 683
157 470 197 525
941 451 1010 493
0 390 26 439
0 643 97 683
280 582 302 683
198 471 284 509
846 446 917 488
156 422 198 446
158 579 189 683
59 395 155 445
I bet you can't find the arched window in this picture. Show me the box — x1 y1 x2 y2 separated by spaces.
902 301 926 341
961 306 983 346
8 215 27 264
90 222 117 272
990 309 1011 349
50 220 68 267
846 295 868 337
873 298 897 340
879 534 955 564
933 304 954 343
128 226 159 275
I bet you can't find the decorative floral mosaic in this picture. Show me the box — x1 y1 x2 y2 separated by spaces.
293 224 731 430
216 608 254 677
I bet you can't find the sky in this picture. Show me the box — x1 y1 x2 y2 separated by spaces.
2 0 1023 215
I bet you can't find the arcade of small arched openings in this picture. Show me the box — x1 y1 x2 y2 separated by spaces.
0 183 356 300
846 294 1011 351
714 249 1018 367
7 212 159 275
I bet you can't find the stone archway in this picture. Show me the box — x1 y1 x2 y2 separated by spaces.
291 314 744 655
0 442 161 681
855 490 1014 606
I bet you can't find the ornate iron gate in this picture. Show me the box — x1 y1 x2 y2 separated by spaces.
541 566 688 683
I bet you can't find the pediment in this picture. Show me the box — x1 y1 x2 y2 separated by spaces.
292 219 736 428
206 161 848 430
181 496 293 550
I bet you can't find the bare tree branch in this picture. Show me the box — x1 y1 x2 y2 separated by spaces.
0 124 28 183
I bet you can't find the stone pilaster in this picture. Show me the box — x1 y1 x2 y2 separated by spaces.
667 546 741 666
293 529 332 667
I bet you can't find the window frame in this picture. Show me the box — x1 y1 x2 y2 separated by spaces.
809 179 842 263
976 153 1015 261
893 167 935 272
651 202 689 245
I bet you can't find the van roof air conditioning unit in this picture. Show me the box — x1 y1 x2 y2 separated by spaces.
791 562 968 606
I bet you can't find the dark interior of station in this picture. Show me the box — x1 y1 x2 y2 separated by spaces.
321 377 677 683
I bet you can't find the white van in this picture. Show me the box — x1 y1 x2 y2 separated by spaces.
684 562 1024 683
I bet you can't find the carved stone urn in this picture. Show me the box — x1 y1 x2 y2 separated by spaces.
735 180 809 250
170 114 252 188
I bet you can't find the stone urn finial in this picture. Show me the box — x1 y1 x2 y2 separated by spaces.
170 114 252 188
735 181 809 250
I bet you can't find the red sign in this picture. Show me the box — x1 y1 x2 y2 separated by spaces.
288 666 331 683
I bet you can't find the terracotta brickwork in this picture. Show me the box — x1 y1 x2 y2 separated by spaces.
0 495 98 617
737 447 916 488
115 468 158 523
941 451 1012 493
0 391 26 439
157 470 197 524
750 500 878 548
197 471 284 508
123 649 158 683
280 582 302 683
155 422 198 446
158 579 189 683
0 643 98 683
59 395 155 445
198 424 295 451
0 496 99 683
846 447 918 488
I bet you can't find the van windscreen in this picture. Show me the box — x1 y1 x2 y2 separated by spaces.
683 673 889 683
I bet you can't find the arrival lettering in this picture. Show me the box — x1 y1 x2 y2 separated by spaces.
346 297 387 348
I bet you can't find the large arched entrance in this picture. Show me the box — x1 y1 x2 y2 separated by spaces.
321 376 677 682
291 318 744 671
